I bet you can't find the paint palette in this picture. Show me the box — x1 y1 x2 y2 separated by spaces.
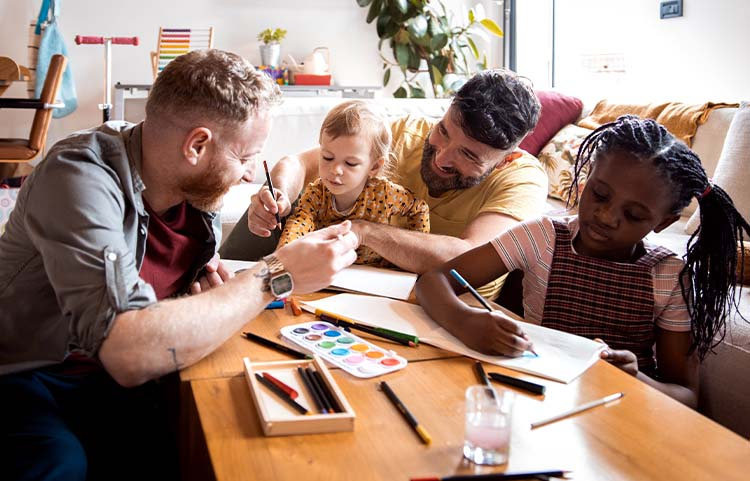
280 321 407 378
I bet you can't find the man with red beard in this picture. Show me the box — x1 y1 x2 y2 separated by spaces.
0 50 358 481
228 69 547 298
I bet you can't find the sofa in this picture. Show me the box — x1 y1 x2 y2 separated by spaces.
217 94 750 439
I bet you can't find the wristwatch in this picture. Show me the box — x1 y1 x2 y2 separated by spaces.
262 254 294 299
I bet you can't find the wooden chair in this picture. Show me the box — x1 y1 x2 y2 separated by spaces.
0 54 67 165
150 27 214 78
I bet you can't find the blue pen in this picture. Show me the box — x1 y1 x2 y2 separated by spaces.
449 269 538 357
266 300 285 309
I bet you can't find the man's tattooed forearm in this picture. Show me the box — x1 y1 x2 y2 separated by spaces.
167 347 183 370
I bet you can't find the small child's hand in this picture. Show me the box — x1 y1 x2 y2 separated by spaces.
600 345 639 377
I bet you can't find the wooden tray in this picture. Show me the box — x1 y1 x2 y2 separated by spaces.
243 356 355 436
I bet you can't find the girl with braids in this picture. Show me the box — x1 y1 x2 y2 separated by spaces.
416 115 749 407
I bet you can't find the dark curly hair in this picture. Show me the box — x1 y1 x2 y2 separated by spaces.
451 69 540 150
568 115 750 360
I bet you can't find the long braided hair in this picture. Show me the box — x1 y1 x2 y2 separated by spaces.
568 115 750 359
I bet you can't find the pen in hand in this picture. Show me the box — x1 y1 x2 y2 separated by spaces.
262 160 282 231
449 269 538 357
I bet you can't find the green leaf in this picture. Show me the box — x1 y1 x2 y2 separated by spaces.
407 46 421 71
431 55 449 75
430 64 443 87
356 0 373 7
377 13 398 38
366 0 383 24
466 36 479 59
406 15 428 38
394 0 408 14
479 18 504 37
383 68 391 87
430 33 448 51
468 8 475 23
394 86 408 98
395 43 410 69
410 85 426 98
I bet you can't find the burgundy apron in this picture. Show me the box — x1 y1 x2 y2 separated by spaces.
541 219 675 377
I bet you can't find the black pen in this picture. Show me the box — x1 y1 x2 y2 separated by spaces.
254 373 308 415
242 331 311 359
262 160 282 230
473 361 496 398
379 381 432 445
410 470 572 481
488 371 546 395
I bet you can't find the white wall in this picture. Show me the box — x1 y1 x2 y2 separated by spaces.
0 0 384 146
553 0 749 104
0 0 500 153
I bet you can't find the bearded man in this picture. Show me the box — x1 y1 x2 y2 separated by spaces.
224 69 547 298
0 49 359 480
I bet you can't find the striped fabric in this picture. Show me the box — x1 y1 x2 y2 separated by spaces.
491 216 689 332
155 27 213 75
540 219 675 376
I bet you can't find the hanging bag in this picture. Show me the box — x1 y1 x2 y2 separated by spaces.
35 0 77 118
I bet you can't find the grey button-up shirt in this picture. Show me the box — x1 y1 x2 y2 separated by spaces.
0 122 220 375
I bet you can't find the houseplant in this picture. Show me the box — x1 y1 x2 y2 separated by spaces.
257 27 287 66
356 0 503 98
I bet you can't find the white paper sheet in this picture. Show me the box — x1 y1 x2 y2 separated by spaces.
301 293 605 384
223 261 416 300
328 265 417 300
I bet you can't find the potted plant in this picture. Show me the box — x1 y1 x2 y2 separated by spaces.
356 0 503 98
257 27 287 67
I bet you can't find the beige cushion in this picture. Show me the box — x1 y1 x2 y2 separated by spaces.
686 102 750 234
683 106 738 215
537 124 593 204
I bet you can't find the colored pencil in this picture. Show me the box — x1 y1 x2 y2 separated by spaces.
254 373 308 415
317 311 418 347
289 296 303 316
266 300 284 309
531 392 624 429
488 371 546 395
242 331 311 359
449 269 538 357
262 160 281 230
473 361 496 399
310 367 342 413
410 470 572 481
380 381 432 445
261 371 299 399
297 366 327 414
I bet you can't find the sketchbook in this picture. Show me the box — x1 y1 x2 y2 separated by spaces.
224 260 417 301
301 293 605 384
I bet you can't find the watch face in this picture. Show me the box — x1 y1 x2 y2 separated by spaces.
270 273 293 298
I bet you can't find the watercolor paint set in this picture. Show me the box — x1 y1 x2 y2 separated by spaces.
243 356 355 436
280 321 408 378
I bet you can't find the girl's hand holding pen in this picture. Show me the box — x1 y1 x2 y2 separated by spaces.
459 309 534 357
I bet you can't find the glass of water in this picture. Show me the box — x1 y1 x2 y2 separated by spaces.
464 385 514 465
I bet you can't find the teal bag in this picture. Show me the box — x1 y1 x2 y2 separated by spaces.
35 0 77 118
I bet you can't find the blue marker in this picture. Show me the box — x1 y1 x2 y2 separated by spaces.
266 300 285 309
449 269 539 357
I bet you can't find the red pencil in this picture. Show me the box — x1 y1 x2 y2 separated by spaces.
261 371 299 399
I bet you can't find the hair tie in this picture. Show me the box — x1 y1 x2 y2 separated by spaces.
696 182 712 201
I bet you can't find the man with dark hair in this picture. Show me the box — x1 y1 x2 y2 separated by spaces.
0 49 358 480
224 69 547 297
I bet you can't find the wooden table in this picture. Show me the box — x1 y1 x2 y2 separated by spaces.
186 355 749 481
179 292 459 382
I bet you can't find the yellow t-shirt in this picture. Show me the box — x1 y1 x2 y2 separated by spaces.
390 116 549 238
390 116 549 298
